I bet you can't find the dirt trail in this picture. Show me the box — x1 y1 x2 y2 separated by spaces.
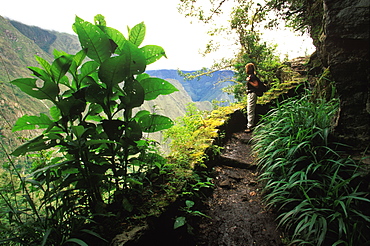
195 131 283 246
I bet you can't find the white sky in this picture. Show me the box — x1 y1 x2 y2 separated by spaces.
1 0 315 70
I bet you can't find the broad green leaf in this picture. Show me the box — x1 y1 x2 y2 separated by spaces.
136 73 150 82
102 119 124 141
140 45 167 65
35 56 51 75
62 168 79 175
85 114 104 122
57 97 86 118
140 77 179 100
53 49 69 57
80 61 99 78
88 104 104 115
104 26 127 54
121 42 146 75
11 135 54 156
69 49 88 79
138 114 174 133
126 120 142 141
73 49 88 67
120 80 145 108
85 83 107 104
98 55 129 87
73 16 112 64
28 66 51 81
53 50 70 62
78 61 99 88
128 22 146 46
174 216 186 229
72 125 85 138
85 104 104 122
47 125 65 135
11 78 59 101
51 55 73 82
133 110 150 120
13 114 53 132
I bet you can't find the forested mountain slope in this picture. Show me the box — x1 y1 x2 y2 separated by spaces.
0 16 82 122
1 16 56 153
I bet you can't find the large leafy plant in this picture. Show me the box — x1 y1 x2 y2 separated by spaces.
7 14 177 242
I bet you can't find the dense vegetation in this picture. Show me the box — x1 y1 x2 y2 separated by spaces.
179 1 370 245
0 14 186 245
1 0 369 244
253 94 370 245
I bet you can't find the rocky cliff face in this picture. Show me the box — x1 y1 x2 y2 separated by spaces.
318 0 369 150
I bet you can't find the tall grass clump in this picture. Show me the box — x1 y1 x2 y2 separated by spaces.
252 94 370 245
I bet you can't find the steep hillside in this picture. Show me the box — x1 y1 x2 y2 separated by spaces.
0 16 50 81
0 16 52 154
9 20 81 55
0 16 81 121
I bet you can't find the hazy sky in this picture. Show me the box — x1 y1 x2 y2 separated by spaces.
2 0 315 70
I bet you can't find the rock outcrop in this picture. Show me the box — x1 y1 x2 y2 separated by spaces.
318 0 369 150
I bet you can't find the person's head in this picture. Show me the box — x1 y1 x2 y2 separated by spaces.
245 63 256 75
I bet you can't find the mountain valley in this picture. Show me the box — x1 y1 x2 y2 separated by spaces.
0 16 234 152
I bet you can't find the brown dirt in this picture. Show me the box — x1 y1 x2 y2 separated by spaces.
194 131 283 246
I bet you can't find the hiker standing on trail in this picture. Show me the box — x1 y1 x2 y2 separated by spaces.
245 63 263 133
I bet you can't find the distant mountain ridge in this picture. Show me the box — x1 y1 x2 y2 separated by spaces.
9 20 81 56
147 70 235 104
0 16 81 82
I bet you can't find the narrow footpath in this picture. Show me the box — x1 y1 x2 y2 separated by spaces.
195 131 283 246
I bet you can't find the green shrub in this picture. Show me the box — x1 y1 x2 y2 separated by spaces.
164 102 243 168
253 94 370 245
1 14 175 245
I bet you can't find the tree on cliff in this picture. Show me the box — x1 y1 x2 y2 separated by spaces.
178 0 370 151
179 0 282 102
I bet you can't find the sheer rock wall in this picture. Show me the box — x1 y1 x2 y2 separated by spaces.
319 0 369 150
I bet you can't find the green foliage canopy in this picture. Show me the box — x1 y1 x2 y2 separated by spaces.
178 0 284 102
